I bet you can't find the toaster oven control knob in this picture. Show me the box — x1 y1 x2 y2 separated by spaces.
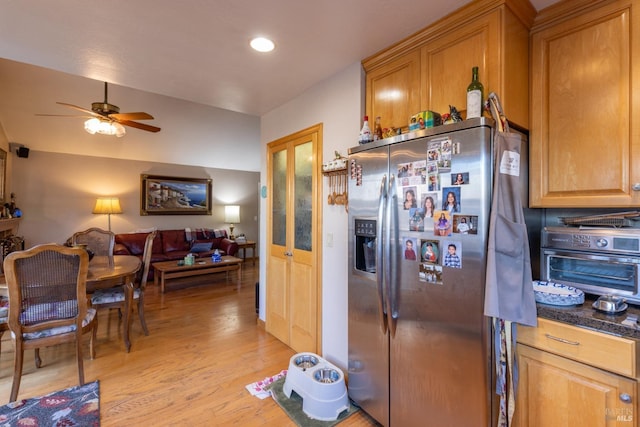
596 238 608 248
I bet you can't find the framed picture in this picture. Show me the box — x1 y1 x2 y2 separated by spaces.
140 174 212 215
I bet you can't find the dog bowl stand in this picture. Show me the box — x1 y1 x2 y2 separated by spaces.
283 352 349 421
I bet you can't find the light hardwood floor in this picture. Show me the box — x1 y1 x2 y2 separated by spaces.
0 261 380 426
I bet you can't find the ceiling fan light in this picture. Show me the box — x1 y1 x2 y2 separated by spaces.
112 122 126 138
84 118 100 134
84 118 126 137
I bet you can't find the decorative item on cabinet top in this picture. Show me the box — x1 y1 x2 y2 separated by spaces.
322 151 348 211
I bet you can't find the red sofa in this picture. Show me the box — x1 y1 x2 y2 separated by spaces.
113 228 239 265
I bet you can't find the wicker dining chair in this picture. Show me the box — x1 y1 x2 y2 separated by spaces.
3 244 97 402
72 227 115 256
91 230 156 335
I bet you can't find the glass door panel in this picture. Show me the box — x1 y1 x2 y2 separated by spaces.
272 149 287 246
294 141 312 251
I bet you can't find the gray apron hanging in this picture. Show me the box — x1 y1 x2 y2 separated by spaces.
484 130 536 326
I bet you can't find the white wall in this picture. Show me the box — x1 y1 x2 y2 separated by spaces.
260 62 363 369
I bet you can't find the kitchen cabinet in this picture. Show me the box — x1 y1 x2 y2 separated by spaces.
365 49 421 133
529 0 640 207
363 0 534 132
516 318 638 426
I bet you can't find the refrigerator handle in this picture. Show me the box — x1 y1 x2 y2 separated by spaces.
386 174 399 337
376 174 388 334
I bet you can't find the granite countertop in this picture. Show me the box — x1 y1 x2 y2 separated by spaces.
536 295 640 340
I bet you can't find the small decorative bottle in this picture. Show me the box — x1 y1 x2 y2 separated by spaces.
466 66 484 119
373 116 382 141
359 116 372 144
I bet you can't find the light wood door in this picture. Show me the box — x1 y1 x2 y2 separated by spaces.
530 0 640 207
365 49 421 132
266 124 322 353
516 343 637 427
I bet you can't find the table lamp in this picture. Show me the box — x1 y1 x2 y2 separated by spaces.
93 197 123 232
224 205 240 240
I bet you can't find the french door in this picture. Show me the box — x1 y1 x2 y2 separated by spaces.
266 124 322 353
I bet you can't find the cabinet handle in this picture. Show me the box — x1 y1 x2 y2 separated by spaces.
632 183 640 191
284 251 293 257
620 393 633 403
544 333 580 346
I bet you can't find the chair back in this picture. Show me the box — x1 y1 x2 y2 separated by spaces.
138 231 157 290
72 227 115 256
3 244 90 336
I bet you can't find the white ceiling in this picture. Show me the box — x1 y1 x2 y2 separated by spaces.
0 0 558 167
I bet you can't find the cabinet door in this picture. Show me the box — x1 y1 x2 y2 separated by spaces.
365 49 421 132
530 0 640 207
516 344 637 427
422 11 500 118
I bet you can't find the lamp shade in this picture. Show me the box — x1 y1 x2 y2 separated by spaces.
93 197 123 215
224 205 240 224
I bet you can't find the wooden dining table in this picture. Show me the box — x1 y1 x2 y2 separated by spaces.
86 255 141 352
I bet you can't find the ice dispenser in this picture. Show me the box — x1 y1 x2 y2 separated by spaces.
354 219 376 273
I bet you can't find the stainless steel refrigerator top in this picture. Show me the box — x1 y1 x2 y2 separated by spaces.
347 118 525 427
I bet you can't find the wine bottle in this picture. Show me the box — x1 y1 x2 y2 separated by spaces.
359 116 372 144
466 66 484 119
373 116 382 141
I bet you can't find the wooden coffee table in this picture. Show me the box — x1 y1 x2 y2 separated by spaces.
153 255 243 293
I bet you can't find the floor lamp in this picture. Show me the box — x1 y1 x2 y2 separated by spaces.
93 197 123 232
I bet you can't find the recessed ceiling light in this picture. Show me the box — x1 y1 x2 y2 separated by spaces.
250 37 275 53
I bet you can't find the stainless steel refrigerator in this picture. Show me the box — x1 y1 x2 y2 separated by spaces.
347 118 536 427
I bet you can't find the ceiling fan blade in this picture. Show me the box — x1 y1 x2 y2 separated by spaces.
36 113 95 118
56 102 102 118
109 112 154 121
116 119 161 133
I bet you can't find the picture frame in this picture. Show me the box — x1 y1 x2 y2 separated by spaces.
140 174 212 215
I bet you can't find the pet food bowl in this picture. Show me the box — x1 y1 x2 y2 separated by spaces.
283 352 349 421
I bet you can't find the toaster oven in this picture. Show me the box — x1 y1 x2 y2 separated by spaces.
541 227 640 305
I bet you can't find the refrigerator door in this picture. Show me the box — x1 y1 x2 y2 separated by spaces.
348 145 391 427
388 125 494 427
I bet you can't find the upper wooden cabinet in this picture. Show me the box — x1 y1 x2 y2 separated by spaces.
363 0 535 132
529 0 640 207
366 49 421 133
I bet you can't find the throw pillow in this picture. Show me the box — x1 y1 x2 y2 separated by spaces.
190 240 213 253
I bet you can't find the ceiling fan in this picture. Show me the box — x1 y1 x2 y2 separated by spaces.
37 82 161 136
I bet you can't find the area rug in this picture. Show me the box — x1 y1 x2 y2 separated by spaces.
0 380 100 426
267 377 359 427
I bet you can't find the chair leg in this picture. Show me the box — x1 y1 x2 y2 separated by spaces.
137 297 149 336
89 318 97 360
76 332 85 386
10 341 24 402
34 348 42 368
